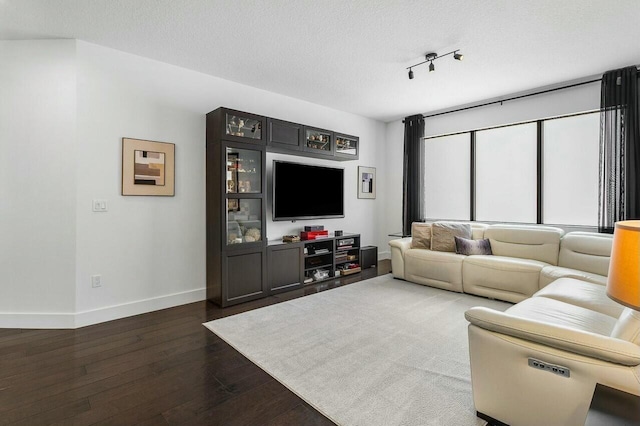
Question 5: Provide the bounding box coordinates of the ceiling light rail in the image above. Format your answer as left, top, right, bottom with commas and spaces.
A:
407, 49, 463, 79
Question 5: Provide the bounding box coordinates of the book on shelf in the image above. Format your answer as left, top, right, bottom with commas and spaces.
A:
314, 248, 330, 254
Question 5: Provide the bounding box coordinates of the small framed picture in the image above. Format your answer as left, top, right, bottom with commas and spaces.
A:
122, 138, 175, 196
358, 166, 376, 199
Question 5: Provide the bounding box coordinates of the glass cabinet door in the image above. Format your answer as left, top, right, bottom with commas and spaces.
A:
225, 112, 262, 140
226, 147, 261, 194
227, 198, 262, 245
335, 134, 359, 158
304, 128, 334, 155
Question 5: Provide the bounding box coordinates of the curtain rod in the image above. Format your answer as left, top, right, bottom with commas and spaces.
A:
403, 78, 601, 123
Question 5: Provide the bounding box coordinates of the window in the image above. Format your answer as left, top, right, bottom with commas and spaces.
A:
422, 111, 599, 227
543, 112, 599, 226
476, 123, 537, 223
424, 133, 470, 220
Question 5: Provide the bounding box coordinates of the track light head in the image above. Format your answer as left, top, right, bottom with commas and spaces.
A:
429, 62, 435, 72
454, 51, 464, 61
408, 68, 414, 79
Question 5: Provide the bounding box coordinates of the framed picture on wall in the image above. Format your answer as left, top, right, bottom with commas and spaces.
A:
358, 166, 376, 199
122, 138, 175, 196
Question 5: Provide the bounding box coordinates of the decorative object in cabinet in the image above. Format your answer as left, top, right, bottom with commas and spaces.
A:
303, 127, 334, 156
227, 198, 262, 245
226, 147, 260, 194
215, 108, 266, 145
335, 133, 359, 160
226, 113, 262, 139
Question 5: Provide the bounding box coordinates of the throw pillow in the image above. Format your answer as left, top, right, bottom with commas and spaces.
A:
455, 236, 493, 256
430, 222, 472, 252
411, 223, 431, 249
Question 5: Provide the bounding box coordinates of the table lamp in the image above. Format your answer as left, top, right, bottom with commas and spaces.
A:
606, 220, 640, 310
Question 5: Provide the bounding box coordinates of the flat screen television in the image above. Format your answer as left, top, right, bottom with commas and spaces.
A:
272, 160, 344, 221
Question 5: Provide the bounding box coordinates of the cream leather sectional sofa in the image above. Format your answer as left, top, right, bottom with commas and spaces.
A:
389, 222, 640, 425
389, 222, 611, 302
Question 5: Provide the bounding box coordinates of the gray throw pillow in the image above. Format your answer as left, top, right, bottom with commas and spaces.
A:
430, 222, 472, 252
455, 236, 493, 255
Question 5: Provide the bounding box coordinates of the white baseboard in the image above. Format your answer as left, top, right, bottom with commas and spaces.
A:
0, 288, 206, 329
74, 288, 206, 328
0, 312, 76, 329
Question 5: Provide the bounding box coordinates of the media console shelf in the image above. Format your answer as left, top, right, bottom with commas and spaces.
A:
335, 234, 361, 275
303, 238, 335, 283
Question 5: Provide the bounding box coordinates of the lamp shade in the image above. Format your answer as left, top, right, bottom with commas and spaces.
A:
606, 220, 640, 310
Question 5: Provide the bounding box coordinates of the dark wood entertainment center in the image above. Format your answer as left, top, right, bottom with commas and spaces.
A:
206, 106, 361, 307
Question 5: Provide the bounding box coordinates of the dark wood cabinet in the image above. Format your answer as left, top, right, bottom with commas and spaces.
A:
268, 118, 303, 152
267, 242, 304, 293
207, 105, 362, 307
207, 107, 267, 307
224, 248, 266, 302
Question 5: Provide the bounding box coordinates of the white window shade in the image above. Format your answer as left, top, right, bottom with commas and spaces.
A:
476, 123, 537, 223
543, 112, 599, 226
424, 133, 470, 220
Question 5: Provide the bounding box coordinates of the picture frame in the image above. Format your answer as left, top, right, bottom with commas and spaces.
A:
358, 166, 376, 199
122, 137, 175, 196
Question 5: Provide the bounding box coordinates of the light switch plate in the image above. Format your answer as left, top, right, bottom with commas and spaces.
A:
92, 199, 108, 212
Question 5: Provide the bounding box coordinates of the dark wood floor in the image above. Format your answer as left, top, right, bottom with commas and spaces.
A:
0, 260, 391, 425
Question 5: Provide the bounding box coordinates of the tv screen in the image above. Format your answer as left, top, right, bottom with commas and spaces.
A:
272, 160, 344, 221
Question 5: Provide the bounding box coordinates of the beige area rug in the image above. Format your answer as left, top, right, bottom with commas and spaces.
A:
203, 274, 511, 426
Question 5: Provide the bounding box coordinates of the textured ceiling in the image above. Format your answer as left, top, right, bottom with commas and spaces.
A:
2, 0, 639, 122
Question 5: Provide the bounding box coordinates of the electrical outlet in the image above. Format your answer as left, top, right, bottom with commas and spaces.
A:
91, 275, 102, 288
528, 358, 570, 377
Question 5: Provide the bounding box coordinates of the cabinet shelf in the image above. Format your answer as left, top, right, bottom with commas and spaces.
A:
304, 263, 332, 271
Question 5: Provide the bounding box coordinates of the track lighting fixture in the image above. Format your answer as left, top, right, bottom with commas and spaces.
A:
406, 49, 463, 79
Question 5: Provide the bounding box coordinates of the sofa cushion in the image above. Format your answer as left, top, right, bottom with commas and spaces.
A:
405, 249, 466, 293
558, 231, 612, 276
539, 265, 607, 288
430, 222, 472, 252
410, 222, 431, 249
484, 225, 563, 265
455, 237, 492, 255
533, 277, 624, 318
462, 256, 548, 303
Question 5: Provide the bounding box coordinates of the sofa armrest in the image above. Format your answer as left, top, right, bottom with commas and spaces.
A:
389, 237, 413, 253
389, 237, 413, 280
465, 306, 640, 366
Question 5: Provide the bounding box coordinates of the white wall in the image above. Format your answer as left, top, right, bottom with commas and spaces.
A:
1, 39, 388, 328
0, 40, 77, 327
383, 80, 601, 235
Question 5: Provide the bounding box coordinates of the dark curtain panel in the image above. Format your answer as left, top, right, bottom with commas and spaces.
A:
402, 114, 425, 236
599, 66, 640, 233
